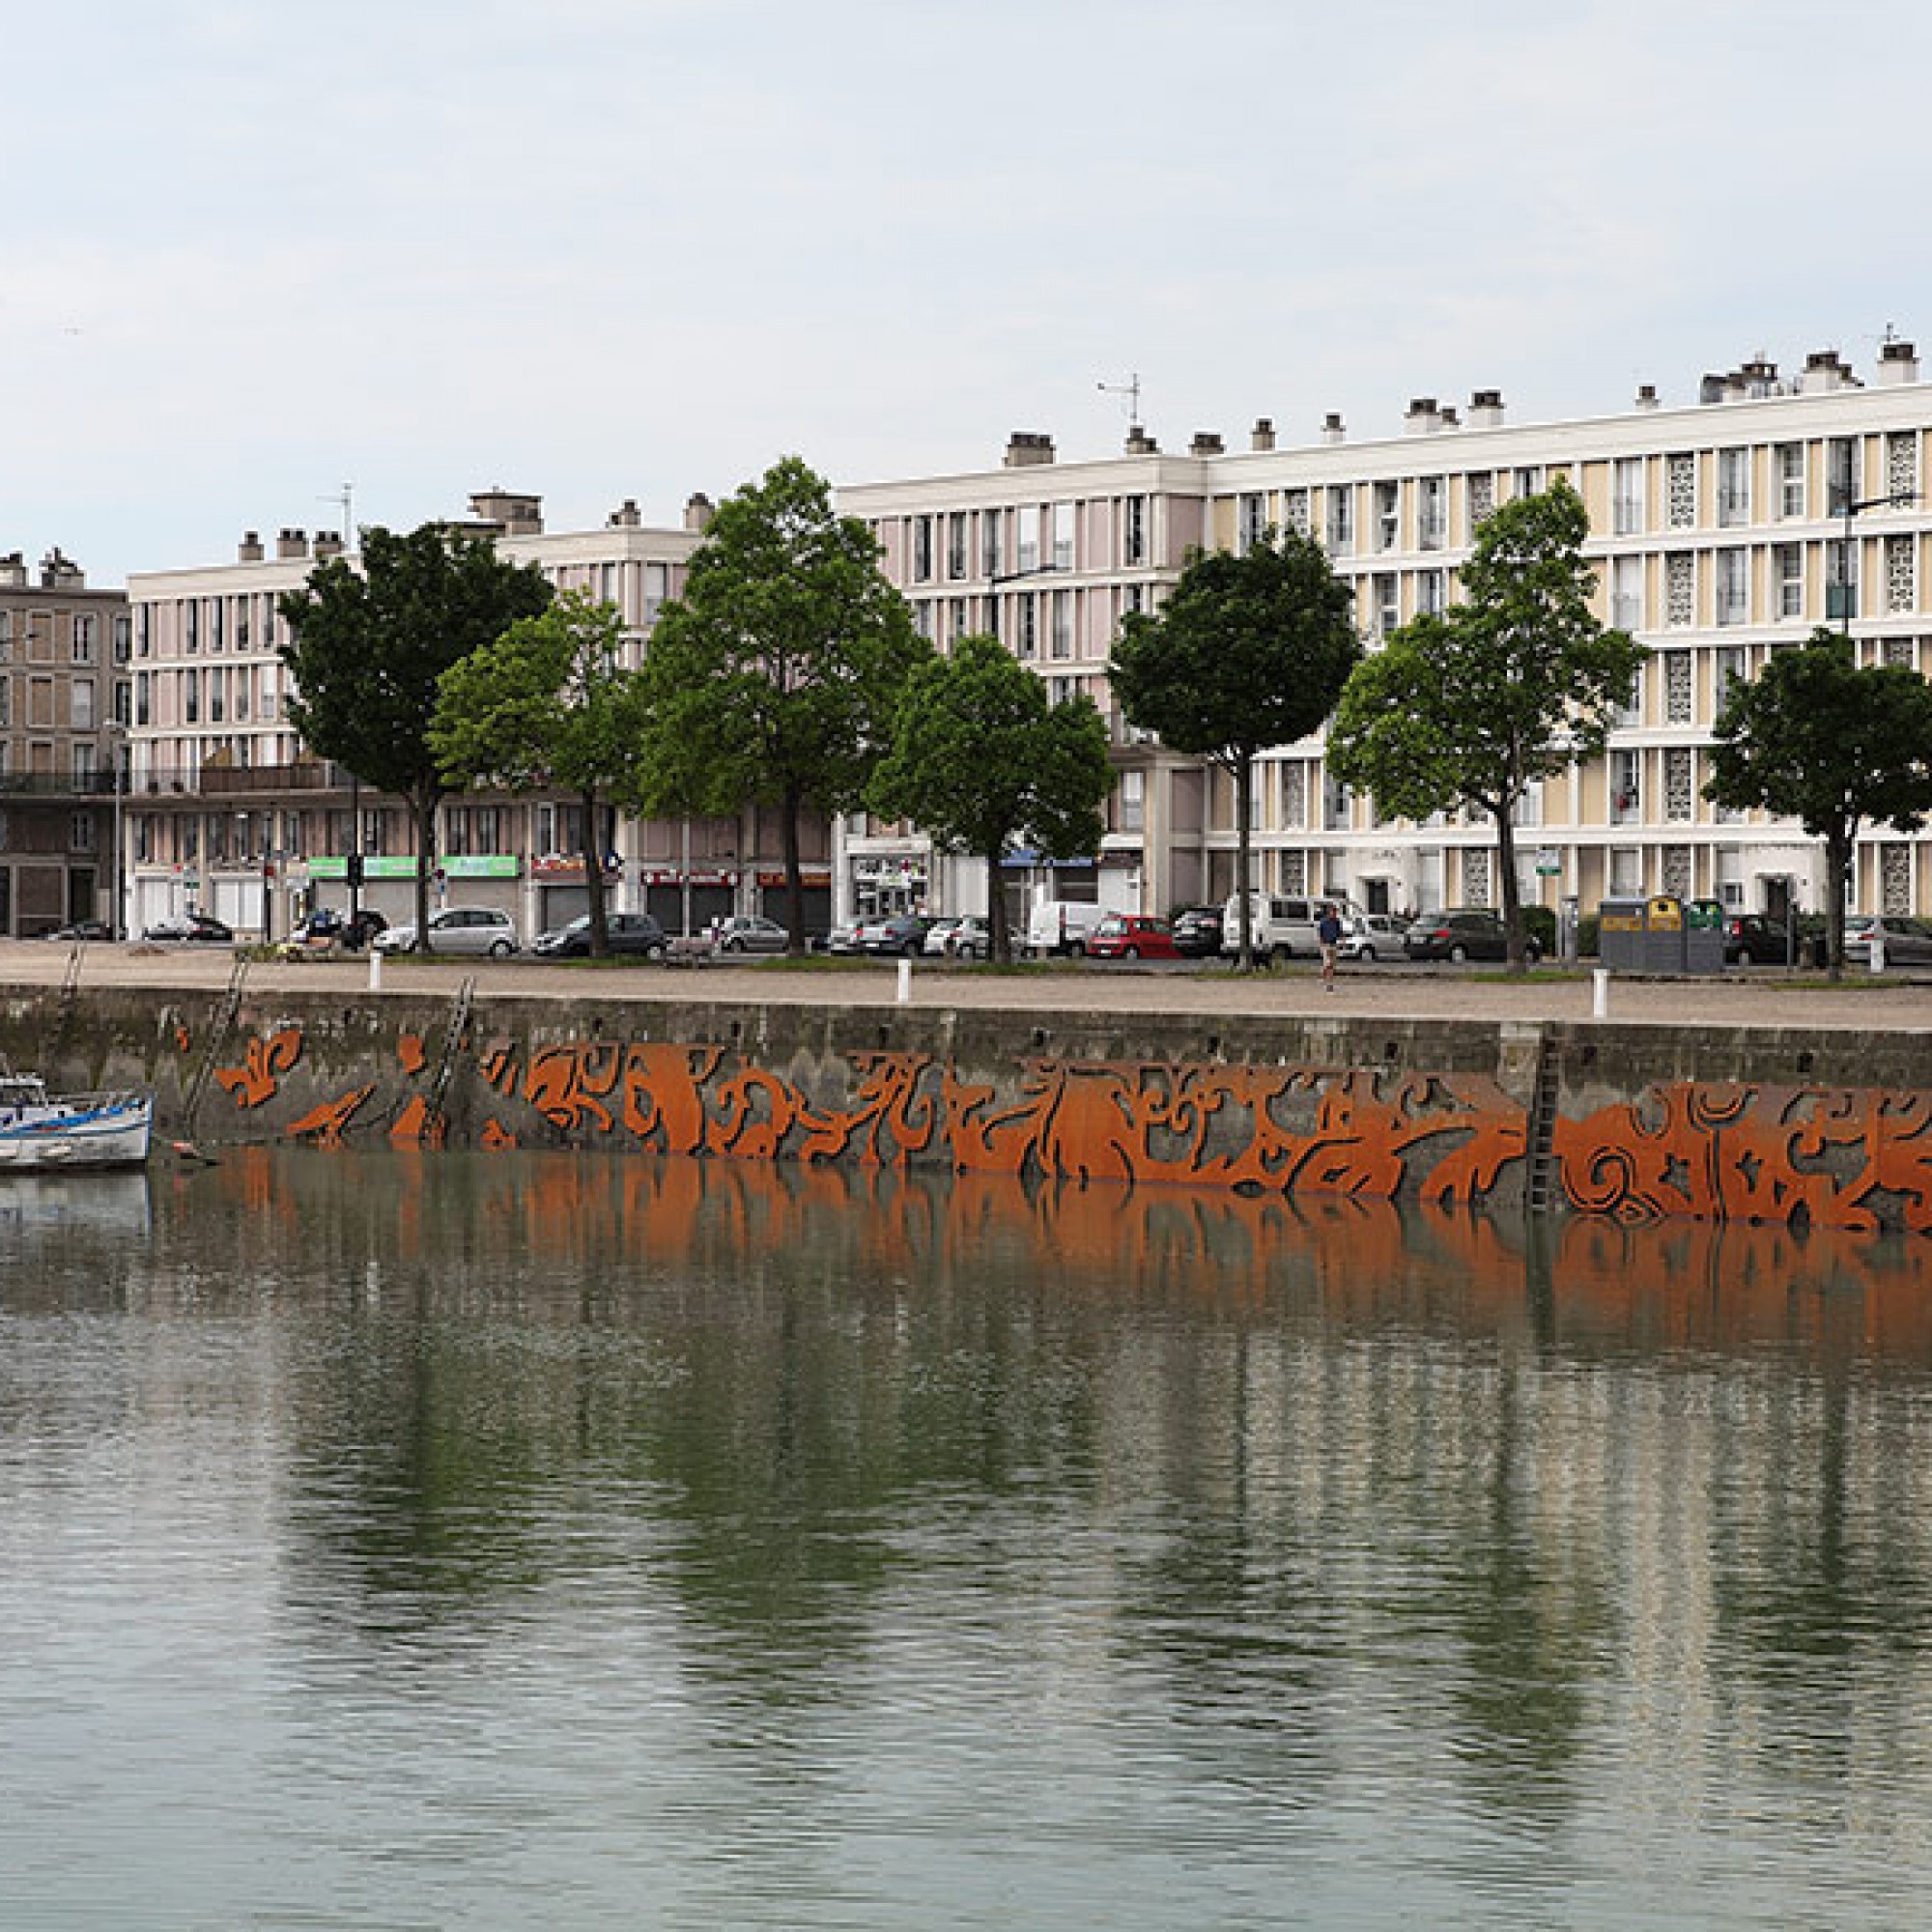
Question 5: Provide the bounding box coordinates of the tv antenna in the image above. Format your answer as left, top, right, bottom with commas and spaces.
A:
1097, 372, 1143, 429
320, 482, 355, 550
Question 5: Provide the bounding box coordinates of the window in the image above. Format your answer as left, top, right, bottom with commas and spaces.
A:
72, 678, 95, 729
981, 513, 1002, 579
1776, 543, 1804, 618
1611, 750, 1642, 822
71, 809, 97, 851
1238, 493, 1266, 554
1050, 590, 1072, 660
1122, 495, 1146, 566
184, 601, 199, 654
1716, 549, 1748, 626
911, 516, 934, 582
1416, 569, 1446, 616
1017, 506, 1040, 574
72, 613, 97, 664
1050, 504, 1073, 571
1514, 465, 1544, 499
1613, 458, 1646, 535
644, 563, 668, 624
1717, 448, 1750, 527
184, 669, 200, 724
1827, 437, 1858, 517
1418, 476, 1446, 551
947, 513, 969, 581
1119, 769, 1144, 834
1325, 485, 1354, 556
1374, 574, 1400, 638
1374, 480, 1399, 553
1611, 554, 1643, 631
1016, 592, 1037, 659
1777, 442, 1805, 520
1716, 646, 1748, 709
1827, 538, 1857, 623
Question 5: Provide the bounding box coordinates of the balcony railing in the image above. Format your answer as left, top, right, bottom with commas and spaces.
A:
133, 760, 360, 797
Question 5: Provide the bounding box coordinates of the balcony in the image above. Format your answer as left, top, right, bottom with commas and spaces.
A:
141, 760, 359, 798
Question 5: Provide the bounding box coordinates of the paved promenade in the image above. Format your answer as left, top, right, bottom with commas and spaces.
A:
2, 938, 1927, 1035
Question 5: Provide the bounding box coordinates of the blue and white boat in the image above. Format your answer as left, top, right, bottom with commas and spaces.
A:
0, 1072, 154, 1171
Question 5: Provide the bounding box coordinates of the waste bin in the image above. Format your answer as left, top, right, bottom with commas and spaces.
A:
1596, 895, 1723, 974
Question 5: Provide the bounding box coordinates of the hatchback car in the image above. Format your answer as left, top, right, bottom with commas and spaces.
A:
1403, 909, 1537, 964
942, 914, 991, 959
1087, 914, 1181, 960
1338, 912, 1410, 962
374, 905, 520, 957
860, 914, 932, 957
533, 911, 668, 960
1169, 905, 1225, 957
711, 914, 789, 954
1842, 915, 1932, 970
143, 912, 235, 945
1722, 913, 1795, 966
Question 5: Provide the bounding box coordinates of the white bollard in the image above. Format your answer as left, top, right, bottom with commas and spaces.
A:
1592, 967, 1608, 1019
369, 949, 383, 993
896, 956, 912, 1005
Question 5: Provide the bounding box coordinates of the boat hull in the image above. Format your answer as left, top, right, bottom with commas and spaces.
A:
0, 1095, 154, 1171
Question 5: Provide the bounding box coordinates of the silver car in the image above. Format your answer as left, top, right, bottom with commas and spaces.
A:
711, 914, 789, 955
373, 905, 520, 957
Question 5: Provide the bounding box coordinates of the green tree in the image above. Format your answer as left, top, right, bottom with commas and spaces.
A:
278, 525, 554, 951
430, 591, 644, 957
1705, 627, 1932, 980
869, 633, 1114, 965
1109, 529, 1358, 968
634, 457, 925, 954
1326, 482, 1642, 974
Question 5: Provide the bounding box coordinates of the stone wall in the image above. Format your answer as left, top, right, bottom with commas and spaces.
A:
6, 984, 1931, 1232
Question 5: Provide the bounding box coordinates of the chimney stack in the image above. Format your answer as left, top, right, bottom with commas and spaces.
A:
607, 498, 642, 527
684, 493, 715, 533
1878, 340, 1920, 386
1188, 430, 1225, 457
238, 530, 265, 563
1467, 388, 1505, 429
1124, 425, 1157, 454
276, 528, 310, 561
314, 530, 344, 558
1404, 396, 1443, 435
1801, 349, 1859, 394
0, 552, 25, 588
1321, 412, 1346, 445
1004, 431, 1057, 468
39, 546, 83, 589
1250, 417, 1276, 452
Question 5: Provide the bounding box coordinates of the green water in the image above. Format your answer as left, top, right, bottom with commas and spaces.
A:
2, 1151, 1929, 1929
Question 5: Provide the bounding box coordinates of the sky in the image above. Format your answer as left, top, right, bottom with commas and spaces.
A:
7, 0, 1930, 586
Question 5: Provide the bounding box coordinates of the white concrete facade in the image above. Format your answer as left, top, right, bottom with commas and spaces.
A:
842, 345, 1932, 930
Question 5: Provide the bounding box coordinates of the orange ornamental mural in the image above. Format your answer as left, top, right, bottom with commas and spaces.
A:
196, 1019, 1932, 1233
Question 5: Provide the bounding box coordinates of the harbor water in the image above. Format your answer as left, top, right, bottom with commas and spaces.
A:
2, 1150, 1930, 1929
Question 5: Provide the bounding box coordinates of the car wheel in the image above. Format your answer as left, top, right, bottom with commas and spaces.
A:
1448, 943, 1469, 963
645, 942, 667, 960
1360, 945, 1378, 962
489, 939, 513, 958
724, 937, 744, 953
1124, 945, 1141, 959
1738, 947, 1755, 966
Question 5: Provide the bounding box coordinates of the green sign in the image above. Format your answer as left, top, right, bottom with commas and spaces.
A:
308, 854, 521, 881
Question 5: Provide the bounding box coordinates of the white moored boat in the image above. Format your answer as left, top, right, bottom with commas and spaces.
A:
0, 1073, 155, 1171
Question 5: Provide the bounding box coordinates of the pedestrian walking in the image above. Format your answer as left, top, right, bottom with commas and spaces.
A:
1317, 903, 1344, 993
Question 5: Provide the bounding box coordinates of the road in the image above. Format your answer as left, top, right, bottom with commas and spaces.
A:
2, 938, 1928, 1035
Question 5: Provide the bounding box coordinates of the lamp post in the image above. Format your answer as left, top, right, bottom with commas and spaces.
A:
108, 724, 128, 939
1837, 489, 1918, 636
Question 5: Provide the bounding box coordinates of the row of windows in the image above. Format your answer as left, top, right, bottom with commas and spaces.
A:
0, 610, 130, 664
903, 497, 1153, 584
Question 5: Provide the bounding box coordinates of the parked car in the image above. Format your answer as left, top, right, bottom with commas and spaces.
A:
374, 905, 520, 957
711, 914, 789, 954
1842, 915, 1932, 970
43, 919, 115, 942
1087, 914, 1181, 960
944, 914, 991, 959
860, 913, 932, 957
1338, 912, 1410, 962
923, 917, 965, 956
143, 912, 235, 945
1403, 908, 1537, 964
1025, 900, 1110, 957
533, 911, 668, 960
823, 920, 866, 955
1169, 905, 1225, 957
1722, 913, 1795, 966
1220, 893, 1362, 963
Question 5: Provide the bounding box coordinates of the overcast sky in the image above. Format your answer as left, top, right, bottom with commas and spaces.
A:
7, 0, 1927, 585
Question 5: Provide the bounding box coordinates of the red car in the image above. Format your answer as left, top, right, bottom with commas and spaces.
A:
1086, 914, 1181, 960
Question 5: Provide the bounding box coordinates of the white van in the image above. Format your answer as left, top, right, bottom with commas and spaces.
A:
1219, 892, 1359, 963
1025, 899, 1111, 957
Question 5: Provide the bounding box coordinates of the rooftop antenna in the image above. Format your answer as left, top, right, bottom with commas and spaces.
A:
1097, 372, 1143, 431
320, 482, 355, 552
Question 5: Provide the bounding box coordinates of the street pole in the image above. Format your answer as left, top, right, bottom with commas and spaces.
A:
1838, 490, 1918, 637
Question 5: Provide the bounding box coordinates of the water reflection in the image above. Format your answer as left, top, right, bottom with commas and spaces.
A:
2, 1150, 1930, 1929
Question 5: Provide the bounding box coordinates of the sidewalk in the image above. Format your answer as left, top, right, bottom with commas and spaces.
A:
3, 939, 1927, 1035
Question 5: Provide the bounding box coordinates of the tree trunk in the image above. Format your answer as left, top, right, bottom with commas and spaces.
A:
987, 843, 1011, 964
1234, 756, 1256, 971
579, 787, 610, 957
412, 788, 440, 954
781, 781, 807, 955
1825, 828, 1851, 982
1494, 798, 1527, 975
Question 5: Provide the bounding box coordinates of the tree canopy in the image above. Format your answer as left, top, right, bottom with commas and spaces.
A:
868, 632, 1114, 964
1705, 627, 1932, 979
430, 591, 643, 956
633, 457, 926, 952
1325, 481, 1642, 972
278, 524, 554, 948
1108, 528, 1358, 967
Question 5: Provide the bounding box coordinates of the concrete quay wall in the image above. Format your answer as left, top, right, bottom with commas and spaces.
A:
6, 974, 1930, 1233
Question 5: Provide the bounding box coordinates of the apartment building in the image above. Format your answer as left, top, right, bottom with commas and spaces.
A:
122, 491, 837, 944
0, 548, 131, 936
842, 341, 1932, 929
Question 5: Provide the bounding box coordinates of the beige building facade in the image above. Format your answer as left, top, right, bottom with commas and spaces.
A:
842, 342, 1932, 931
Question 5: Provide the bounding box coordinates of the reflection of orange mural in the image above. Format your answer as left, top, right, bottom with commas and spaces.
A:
214, 1027, 301, 1108
286, 1085, 376, 1146
1555, 1082, 1932, 1234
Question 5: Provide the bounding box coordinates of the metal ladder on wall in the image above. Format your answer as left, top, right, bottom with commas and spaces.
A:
1522, 1029, 1561, 1216
183, 955, 250, 1132
419, 976, 476, 1143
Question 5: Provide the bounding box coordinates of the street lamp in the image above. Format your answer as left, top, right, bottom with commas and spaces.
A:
1836, 489, 1918, 635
